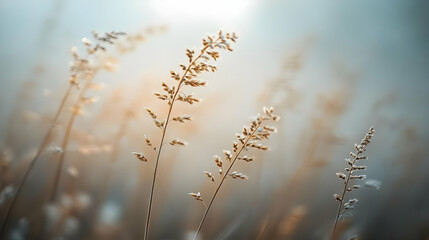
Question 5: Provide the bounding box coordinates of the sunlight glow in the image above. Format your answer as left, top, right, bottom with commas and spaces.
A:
150, 0, 253, 22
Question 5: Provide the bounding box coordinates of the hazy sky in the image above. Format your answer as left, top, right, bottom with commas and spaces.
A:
0, 0, 428, 137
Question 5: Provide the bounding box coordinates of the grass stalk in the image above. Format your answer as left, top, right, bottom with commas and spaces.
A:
190, 107, 279, 240
0, 84, 72, 239
193, 123, 260, 240
144, 39, 215, 240
330, 126, 375, 239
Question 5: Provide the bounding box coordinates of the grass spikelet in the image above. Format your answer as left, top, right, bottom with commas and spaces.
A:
132, 152, 148, 162
331, 126, 375, 239
190, 107, 279, 240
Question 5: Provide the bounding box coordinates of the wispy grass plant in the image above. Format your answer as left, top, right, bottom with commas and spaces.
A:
331, 126, 375, 239
134, 30, 238, 240
0, 31, 126, 239
189, 107, 279, 240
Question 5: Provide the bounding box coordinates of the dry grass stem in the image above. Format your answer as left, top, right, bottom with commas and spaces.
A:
190, 107, 279, 240
0, 86, 73, 238
331, 126, 375, 239
49, 31, 126, 204
0, 31, 127, 238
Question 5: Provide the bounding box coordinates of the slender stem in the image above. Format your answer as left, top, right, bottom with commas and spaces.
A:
201, 200, 208, 210
143, 43, 214, 240
49, 112, 76, 202
39, 71, 100, 239
0, 85, 73, 239
193, 124, 260, 240
49, 70, 98, 203
142, 92, 173, 240
330, 153, 358, 240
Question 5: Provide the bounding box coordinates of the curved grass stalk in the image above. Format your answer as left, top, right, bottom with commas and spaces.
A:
47, 31, 127, 203
0, 85, 72, 239
330, 126, 375, 239
0, 30, 112, 236
48, 73, 98, 202
193, 126, 259, 240
191, 107, 279, 240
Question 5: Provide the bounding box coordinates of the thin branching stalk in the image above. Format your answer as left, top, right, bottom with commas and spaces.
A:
0, 85, 72, 239
49, 106, 78, 202
331, 170, 354, 238
39, 76, 96, 238
331, 126, 375, 239
47, 31, 126, 203
34, 32, 126, 238
191, 107, 279, 240
144, 38, 214, 240
3, 30, 115, 236
48, 74, 97, 202
193, 125, 258, 240
139, 30, 238, 240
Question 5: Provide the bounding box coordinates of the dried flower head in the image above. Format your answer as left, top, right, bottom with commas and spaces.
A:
169, 138, 188, 146
132, 152, 148, 162
144, 135, 153, 147
213, 155, 222, 168
203, 171, 215, 183
188, 192, 203, 201
228, 171, 249, 180
69, 31, 126, 90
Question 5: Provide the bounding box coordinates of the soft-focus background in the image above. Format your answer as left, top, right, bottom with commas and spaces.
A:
0, 0, 428, 239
